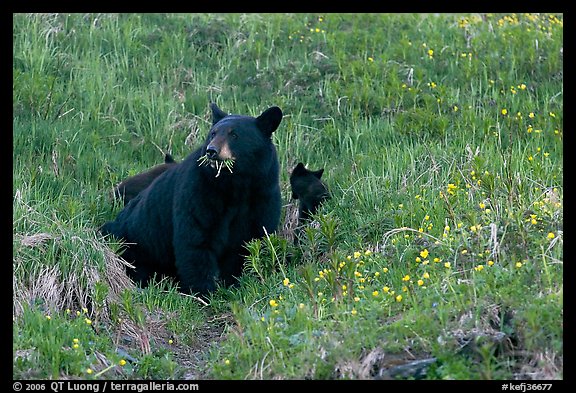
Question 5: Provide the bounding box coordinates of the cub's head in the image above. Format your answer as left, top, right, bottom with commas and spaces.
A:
198, 103, 283, 176
290, 162, 330, 216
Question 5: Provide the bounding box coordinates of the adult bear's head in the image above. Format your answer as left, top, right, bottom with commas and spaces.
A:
199, 103, 283, 177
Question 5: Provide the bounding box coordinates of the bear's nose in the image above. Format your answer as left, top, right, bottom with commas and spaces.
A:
206, 146, 218, 160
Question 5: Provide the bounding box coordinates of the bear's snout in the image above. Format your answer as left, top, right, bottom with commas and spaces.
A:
205, 142, 233, 162
206, 146, 219, 160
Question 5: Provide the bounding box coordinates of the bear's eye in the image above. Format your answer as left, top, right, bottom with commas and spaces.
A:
210, 131, 216, 138
230, 131, 238, 139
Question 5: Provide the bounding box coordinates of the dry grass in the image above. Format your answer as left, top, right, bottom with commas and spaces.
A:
335, 347, 436, 380
279, 201, 299, 244
516, 350, 562, 380
13, 231, 135, 322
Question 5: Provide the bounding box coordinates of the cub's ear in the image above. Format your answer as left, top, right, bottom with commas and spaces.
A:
164, 154, 176, 164
312, 168, 324, 179
210, 102, 228, 125
291, 162, 306, 176
256, 106, 283, 137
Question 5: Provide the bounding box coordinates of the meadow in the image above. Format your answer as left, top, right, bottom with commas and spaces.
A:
13, 13, 563, 380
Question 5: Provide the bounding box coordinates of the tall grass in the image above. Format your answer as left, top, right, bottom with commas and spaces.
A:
13, 13, 562, 380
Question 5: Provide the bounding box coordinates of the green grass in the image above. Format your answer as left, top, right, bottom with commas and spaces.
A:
13, 13, 562, 380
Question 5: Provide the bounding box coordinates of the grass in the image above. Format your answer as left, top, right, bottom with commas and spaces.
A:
13, 13, 562, 380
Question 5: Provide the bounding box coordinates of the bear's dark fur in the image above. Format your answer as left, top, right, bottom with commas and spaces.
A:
113, 154, 178, 206
290, 162, 330, 223
100, 103, 283, 295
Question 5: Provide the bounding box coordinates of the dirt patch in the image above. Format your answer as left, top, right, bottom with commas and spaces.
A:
173, 312, 233, 379
111, 307, 232, 379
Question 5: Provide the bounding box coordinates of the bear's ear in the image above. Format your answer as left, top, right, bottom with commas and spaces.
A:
256, 106, 283, 137
164, 154, 175, 164
291, 162, 306, 176
210, 102, 228, 125
312, 168, 324, 179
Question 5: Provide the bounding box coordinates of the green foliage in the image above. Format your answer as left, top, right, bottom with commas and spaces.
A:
13, 13, 562, 380
244, 232, 289, 282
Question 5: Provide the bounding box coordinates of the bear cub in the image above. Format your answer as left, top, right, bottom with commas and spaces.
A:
101, 103, 283, 295
113, 153, 179, 206
290, 162, 330, 224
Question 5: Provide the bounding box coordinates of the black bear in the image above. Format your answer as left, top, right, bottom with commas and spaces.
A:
101, 103, 283, 295
113, 154, 179, 206
290, 162, 330, 224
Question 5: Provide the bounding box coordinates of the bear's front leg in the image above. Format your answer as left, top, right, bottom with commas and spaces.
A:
172, 238, 220, 295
